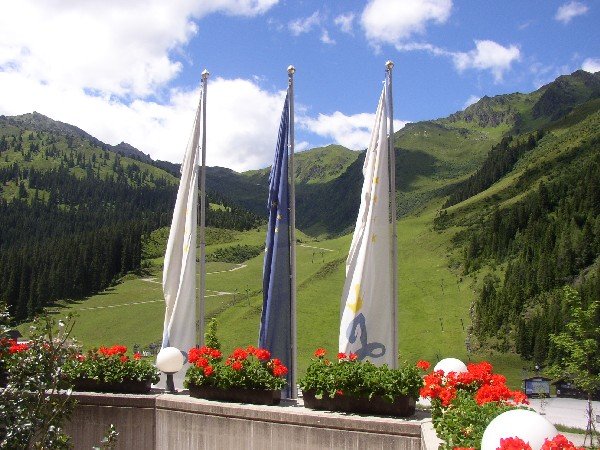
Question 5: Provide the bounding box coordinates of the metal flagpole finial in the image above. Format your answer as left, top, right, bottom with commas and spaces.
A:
385, 60, 394, 71
201, 69, 210, 80
287, 65, 296, 75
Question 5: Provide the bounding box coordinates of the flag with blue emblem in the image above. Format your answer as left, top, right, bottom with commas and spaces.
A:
259, 93, 292, 397
339, 83, 395, 367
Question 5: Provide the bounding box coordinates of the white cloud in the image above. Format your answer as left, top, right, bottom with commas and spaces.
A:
396, 40, 520, 82
529, 62, 572, 88
0, 0, 286, 172
453, 40, 521, 82
463, 95, 481, 109
582, 57, 600, 73
334, 13, 355, 34
301, 111, 407, 151
0, 1, 278, 99
0, 73, 287, 172
288, 11, 321, 36
296, 141, 310, 152
555, 1, 589, 24
361, 0, 452, 46
320, 30, 336, 45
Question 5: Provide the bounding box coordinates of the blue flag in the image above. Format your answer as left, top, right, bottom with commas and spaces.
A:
259, 93, 292, 397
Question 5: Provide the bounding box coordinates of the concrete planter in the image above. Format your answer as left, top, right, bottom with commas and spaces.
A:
73, 378, 152, 394
189, 385, 281, 405
302, 390, 416, 417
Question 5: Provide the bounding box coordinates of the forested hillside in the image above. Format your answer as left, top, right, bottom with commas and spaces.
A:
436, 94, 600, 366
204, 71, 600, 237
0, 114, 261, 321
2, 69, 599, 373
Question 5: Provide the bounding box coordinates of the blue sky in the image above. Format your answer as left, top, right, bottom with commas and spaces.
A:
0, 1, 598, 171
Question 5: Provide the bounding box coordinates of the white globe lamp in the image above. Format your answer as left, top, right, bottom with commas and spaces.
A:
433, 358, 467, 375
481, 409, 558, 450
156, 347, 185, 393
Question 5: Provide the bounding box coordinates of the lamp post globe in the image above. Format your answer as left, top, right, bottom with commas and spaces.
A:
433, 358, 468, 375
156, 347, 185, 393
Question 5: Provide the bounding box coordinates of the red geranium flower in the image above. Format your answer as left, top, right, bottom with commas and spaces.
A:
255, 348, 271, 361
210, 349, 222, 359
188, 347, 201, 363
120, 355, 129, 363
232, 348, 248, 361
195, 357, 209, 368
498, 437, 532, 450
417, 360, 431, 371
438, 386, 457, 407
134, 352, 142, 360
203, 366, 214, 377
335, 389, 344, 396
232, 361, 243, 371
541, 434, 583, 450
349, 353, 358, 361
9, 342, 29, 353
272, 364, 288, 377
314, 348, 326, 358
511, 390, 529, 405
198, 346, 210, 355
337, 352, 346, 360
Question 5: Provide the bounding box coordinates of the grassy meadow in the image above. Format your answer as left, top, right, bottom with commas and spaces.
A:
18, 201, 528, 388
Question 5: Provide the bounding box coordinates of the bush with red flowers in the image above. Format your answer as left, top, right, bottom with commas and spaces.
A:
184, 345, 287, 391
1, 310, 79, 448
495, 434, 584, 450
298, 348, 424, 402
0, 337, 29, 380
498, 437, 532, 450
540, 434, 584, 450
420, 361, 529, 449
62, 344, 159, 384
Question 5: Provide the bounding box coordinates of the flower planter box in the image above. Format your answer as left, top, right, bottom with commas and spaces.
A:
189, 385, 281, 405
73, 378, 152, 394
302, 390, 415, 417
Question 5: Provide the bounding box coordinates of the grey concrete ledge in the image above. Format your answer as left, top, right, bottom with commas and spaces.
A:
156, 393, 426, 437
66, 390, 432, 449
420, 418, 442, 450
70, 389, 161, 408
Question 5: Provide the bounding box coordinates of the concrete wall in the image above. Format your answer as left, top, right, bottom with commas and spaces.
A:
65, 392, 156, 449
65, 391, 427, 449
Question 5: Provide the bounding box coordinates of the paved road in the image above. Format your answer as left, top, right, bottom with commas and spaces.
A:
528, 397, 600, 430
528, 397, 600, 445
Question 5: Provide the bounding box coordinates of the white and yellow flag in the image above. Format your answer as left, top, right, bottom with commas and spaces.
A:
339, 84, 395, 367
160, 93, 203, 388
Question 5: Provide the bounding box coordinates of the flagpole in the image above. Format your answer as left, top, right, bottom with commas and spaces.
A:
198, 69, 209, 347
287, 65, 297, 399
386, 60, 398, 369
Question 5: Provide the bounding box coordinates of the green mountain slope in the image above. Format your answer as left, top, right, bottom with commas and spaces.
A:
434, 94, 600, 368
0, 114, 261, 321
6, 70, 600, 388
204, 71, 599, 238
245, 144, 360, 184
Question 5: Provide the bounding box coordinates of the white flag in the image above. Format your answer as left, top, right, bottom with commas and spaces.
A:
159, 93, 203, 388
339, 84, 395, 367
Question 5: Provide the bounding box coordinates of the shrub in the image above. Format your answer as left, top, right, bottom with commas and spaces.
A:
184, 345, 287, 391
63, 345, 159, 384
1, 310, 78, 449
420, 361, 529, 449
298, 348, 424, 402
